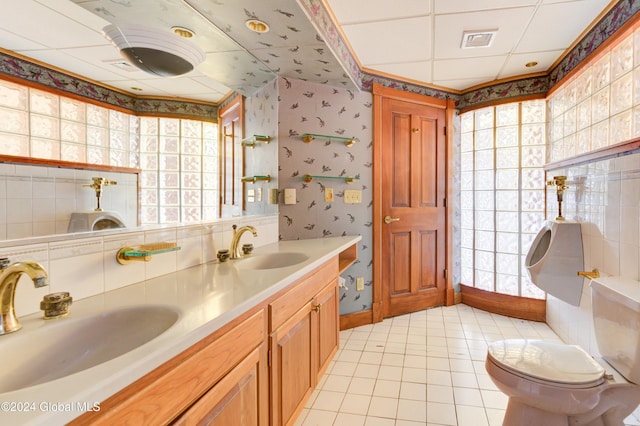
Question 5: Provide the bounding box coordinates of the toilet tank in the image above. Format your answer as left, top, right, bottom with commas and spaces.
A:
591, 277, 640, 384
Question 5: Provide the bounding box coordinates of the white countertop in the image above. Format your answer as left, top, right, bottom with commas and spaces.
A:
0, 235, 361, 425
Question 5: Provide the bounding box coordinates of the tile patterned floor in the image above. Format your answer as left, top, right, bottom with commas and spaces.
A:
294, 304, 640, 426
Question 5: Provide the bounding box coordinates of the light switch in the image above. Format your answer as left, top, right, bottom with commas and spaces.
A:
325, 188, 334, 203
284, 188, 296, 205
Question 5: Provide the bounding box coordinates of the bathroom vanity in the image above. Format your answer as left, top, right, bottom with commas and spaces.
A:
0, 236, 359, 426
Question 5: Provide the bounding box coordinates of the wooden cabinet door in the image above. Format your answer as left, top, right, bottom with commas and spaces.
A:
270, 301, 315, 426
173, 344, 267, 426
315, 279, 339, 381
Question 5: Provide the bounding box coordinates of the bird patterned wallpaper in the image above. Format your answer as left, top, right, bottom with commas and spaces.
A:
276, 77, 373, 315
244, 79, 279, 216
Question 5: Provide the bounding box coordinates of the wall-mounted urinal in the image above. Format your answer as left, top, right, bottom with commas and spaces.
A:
525, 220, 584, 306
67, 211, 126, 233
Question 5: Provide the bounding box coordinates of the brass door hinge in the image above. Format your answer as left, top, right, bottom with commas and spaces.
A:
268, 350, 272, 367
444, 269, 448, 279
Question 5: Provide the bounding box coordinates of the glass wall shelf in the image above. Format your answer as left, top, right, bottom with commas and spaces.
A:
241, 175, 271, 183
302, 174, 358, 184
116, 242, 180, 264
301, 133, 358, 147
241, 134, 271, 148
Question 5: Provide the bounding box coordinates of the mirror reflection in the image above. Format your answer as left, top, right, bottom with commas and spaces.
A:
0, 78, 220, 241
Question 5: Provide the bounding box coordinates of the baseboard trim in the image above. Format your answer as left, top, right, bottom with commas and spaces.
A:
460, 284, 546, 322
340, 310, 373, 330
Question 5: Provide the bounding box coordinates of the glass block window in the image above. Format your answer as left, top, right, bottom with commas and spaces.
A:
139, 117, 218, 225
548, 25, 640, 161
460, 100, 546, 299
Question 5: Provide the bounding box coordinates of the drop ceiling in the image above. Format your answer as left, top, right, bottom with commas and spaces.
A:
0, 0, 615, 104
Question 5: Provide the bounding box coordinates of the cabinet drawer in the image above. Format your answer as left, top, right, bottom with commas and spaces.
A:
269, 257, 338, 332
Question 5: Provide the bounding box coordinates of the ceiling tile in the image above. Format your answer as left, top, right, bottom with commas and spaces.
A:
434, 0, 538, 14
432, 77, 494, 91
514, 0, 613, 53
367, 61, 432, 84
342, 16, 431, 65
434, 7, 536, 59
326, 0, 430, 24
434, 56, 508, 80
499, 50, 565, 78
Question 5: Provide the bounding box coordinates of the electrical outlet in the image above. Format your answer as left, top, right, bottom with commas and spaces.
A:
356, 277, 365, 291
344, 189, 362, 204
325, 187, 334, 202
256, 188, 262, 202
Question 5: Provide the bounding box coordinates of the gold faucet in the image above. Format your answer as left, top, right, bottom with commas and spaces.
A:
229, 225, 258, 259
547, 175, 569, 220
578, 268, 600, 280
0, 258, 48, 335
84, 177, 117, 212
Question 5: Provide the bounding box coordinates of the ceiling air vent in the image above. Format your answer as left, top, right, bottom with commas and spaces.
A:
103, 24, 205, 77
461, 29, 498, 49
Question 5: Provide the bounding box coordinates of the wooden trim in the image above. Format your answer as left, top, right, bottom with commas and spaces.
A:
371, 84, 384, 324
372, 83, 448, 108
445, 98, 456, 307
339, 310, 372, 330
459, 284, 546, 322
545, 137, 640, 171
0, 154, 140, 174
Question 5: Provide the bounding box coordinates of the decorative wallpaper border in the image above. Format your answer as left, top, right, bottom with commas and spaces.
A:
0, 51, 217, 120
1, 0, 637, 115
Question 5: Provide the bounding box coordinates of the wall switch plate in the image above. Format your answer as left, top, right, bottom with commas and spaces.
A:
256, 188, 262, 202
356, 277, 365, 291
325, 187, 334, 203
344, 189, 362, 204
284, 188, 296, 205
247, 189, 255, 203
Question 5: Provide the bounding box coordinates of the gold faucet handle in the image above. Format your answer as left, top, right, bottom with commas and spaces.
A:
40, 292, 72, 319
577, 268, 600, 280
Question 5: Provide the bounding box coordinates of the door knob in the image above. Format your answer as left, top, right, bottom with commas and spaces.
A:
384, 216, 400, 224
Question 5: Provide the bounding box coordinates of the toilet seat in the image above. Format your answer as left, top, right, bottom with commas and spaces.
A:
487, 339, 605, 388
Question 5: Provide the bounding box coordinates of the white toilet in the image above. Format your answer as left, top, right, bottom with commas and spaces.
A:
486, 276, 640, 425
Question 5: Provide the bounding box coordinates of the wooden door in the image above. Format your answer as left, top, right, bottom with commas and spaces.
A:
270, 301, 315, 426
314, 280, 339, 381
377, 90, 448, 318
218, 94, 244, 217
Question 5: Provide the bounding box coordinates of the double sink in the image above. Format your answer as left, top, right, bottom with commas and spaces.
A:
0, 251, 309, 395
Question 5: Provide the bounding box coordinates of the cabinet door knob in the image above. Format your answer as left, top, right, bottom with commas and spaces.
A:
312, 304, 322, 312
384, 216, 400, 224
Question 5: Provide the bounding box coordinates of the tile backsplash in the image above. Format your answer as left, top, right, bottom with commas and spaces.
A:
544, 150, 640, 357
5, 214, 278, 318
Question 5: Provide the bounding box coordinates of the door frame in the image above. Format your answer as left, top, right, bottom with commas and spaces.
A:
372, 83, 456, 322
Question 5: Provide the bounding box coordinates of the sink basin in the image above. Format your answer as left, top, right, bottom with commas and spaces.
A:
0, 305, 179, 394
236, 252, 309, 270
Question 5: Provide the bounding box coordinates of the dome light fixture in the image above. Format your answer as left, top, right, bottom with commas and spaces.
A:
525, 61, 539, 68
103, 24, 205, 77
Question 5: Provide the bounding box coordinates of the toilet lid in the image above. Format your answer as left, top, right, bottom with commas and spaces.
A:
487, 339, 605, 386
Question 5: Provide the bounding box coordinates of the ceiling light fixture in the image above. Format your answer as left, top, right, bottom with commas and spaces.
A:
171, 26, 196, 39
525, 61, 539, 68
103, 24, 205, 77
461, 29, 498, 49
246, 19, 269, 33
